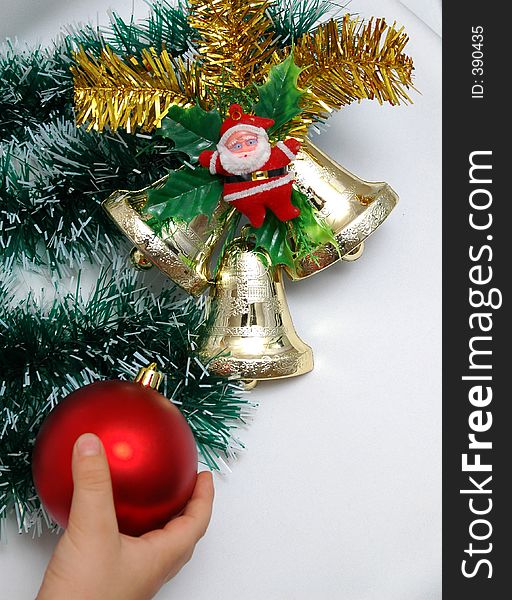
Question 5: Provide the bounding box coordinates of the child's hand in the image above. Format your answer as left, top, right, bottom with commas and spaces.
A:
37, 433, 214, 600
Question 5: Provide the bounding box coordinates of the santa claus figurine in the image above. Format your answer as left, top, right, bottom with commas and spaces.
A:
199, 103, 301, 228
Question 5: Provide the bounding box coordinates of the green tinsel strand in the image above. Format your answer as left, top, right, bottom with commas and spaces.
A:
1, 149, 40, 270
1, 119, 182, 270
60, 2, 192, 64
104, 0, 193, 57
0, 42, 73, 140
267, 0, 344, 45
0, 263, 253, 535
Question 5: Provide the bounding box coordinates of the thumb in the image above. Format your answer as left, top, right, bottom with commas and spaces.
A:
67, 433, 118, 537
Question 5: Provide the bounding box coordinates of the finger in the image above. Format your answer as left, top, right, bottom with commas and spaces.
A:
161, 471, 214, 543
145, 472, 214, 549
67, 433, 118, 538
139, 473, 214, 582
180, 471, 214, 537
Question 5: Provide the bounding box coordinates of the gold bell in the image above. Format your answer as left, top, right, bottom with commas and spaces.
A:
103, 175, 234, 296
199, 238, 313, 381
288, 139, 399, 279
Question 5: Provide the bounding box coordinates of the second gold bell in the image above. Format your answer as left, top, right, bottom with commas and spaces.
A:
199, 238, 313, 381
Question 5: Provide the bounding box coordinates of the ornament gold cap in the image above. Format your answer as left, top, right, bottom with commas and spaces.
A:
134, 362, 163, 390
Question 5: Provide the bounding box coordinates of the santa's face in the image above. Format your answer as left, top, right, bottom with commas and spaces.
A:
217, 125, 271, 175
225, 130, 259, 156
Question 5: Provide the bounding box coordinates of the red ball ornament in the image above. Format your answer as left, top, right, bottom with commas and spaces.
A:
32, 365, 198, 536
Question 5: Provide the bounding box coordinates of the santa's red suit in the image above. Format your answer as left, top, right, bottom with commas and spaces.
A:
199, 104, 301, 228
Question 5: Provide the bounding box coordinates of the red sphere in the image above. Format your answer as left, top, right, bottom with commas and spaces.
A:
32, 380, 198, 536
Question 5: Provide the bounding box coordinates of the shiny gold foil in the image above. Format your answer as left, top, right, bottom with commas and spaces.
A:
288, 139, 399, 279
102, 176, 234, 296
200, 239, 313, 380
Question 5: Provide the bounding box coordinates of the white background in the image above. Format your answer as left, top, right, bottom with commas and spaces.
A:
0, 1, 442, 598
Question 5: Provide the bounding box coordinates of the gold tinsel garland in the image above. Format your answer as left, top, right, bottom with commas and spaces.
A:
294, 17, 414, 109
188, 0, 277, 91
72, 47, 200, 132
287, 16, 414, 135
72, 1, 415, 134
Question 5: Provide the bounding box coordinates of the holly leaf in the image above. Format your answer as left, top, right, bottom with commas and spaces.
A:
253, 55, 305, 133
145, 167, 223, 224
158, 105, 222, 163
247, 214, 295, 269
247, 188, 338, 269
290, 188, 338, 251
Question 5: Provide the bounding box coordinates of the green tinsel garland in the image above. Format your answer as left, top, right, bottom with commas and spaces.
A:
0, 264, 253, 535
1, 120, 181, 270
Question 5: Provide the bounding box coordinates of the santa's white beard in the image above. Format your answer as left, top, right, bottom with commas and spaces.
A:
217, 134, 271, 175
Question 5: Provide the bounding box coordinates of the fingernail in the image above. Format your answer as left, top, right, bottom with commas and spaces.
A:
76, 433, 101, 457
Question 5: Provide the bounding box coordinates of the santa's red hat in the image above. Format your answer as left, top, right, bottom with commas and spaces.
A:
219, 104, 274, 138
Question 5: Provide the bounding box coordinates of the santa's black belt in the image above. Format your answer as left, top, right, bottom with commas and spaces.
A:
224, 167, 288, 183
